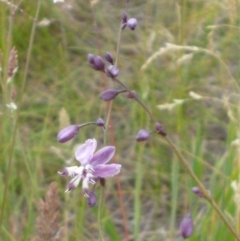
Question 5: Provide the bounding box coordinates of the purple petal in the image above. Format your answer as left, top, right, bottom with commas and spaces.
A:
93, 164, 121, 177
90, 146, 115, 166
75, 139, 97, 165
65, 175, 81, 192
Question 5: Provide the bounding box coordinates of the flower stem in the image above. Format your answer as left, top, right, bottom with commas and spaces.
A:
98, 186, 105, 241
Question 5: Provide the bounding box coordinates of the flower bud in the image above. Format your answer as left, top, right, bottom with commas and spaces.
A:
106, 65, 119, 78
57, 125, 79, 143
105, 52, 114, 64
95, 118, 105, 129
121, 12, 128, 24
126, 90, 138, 99
136, 129, 150, 142
192, 186, 210, 198
93, 55, 105, 71
127, 18, 137, 30
155, 122, 167, 136
88, 191, 97, 207
180, 213, 194, 239
100, 89, 120, 101
88, 54, 105, 71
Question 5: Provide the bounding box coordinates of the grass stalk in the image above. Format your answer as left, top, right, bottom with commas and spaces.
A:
0, 0, 42, 233
133, 143, 144, 241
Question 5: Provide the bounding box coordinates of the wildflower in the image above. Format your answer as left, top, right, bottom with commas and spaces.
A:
180, 213, 194, 239
127, 18, 137, 30
136, 129, 150, 142
88, 191, 97, 207
58, 139, 121, 196
57, 125, 80, 143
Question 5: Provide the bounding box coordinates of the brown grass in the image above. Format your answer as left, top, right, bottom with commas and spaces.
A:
35, 182, 65, 241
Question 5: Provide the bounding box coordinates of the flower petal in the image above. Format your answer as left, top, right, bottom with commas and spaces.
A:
58, 166, 78, 177
90, 146, 115, 166
75, 139, 97, 165
93, 164, 121, 177
65, 175, 81, 192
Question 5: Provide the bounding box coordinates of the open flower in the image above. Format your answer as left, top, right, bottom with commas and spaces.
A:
58, 139, 121, 196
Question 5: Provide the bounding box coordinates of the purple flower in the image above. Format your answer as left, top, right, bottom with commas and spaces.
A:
180, 213, 194, 239
57, 125, 80, 143
127, 18, 137, 30
58, 139, 121, 196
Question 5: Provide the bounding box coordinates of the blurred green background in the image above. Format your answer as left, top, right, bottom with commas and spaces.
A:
1, 0, 240, 240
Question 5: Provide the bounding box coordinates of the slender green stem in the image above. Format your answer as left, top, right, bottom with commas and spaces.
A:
98, 186, 105, 241
0, 0, 42, 232
114, 78, 156, 122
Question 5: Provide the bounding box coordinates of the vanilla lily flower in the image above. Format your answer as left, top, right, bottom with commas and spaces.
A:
58, 139, 121, 196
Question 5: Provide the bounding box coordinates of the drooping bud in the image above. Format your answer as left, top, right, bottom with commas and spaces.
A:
105, 52, 114, 64
100, 89, 121, 101
191, 186, 210, 198
57, 124, 79, 143
126, 90, 138, 99
179, 213, 194, 239
88, 191, 97, 207
136, 129, 150, 142
96, 118, 105, 129
155, 122, 167, 136
93, 55, 105, 71
106, 65, 119, 78
127, 18, 137, 30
